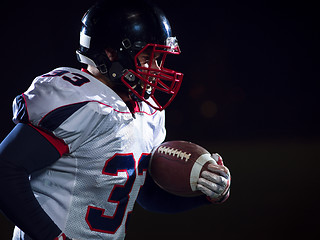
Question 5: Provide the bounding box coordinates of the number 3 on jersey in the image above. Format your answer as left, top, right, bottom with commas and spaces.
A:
85, 153, 149, 234
42, 69, 90, 86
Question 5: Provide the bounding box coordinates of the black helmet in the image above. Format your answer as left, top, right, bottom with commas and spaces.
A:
76, 0, 183, 110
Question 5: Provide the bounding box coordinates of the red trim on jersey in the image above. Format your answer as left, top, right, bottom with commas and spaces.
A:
54, 232, 68, 240
28, 124, 69, 157
21, 93, 30, 122
95, 100, 156, 115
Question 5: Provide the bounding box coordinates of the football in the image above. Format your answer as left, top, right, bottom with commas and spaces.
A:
149, 140, 217, 197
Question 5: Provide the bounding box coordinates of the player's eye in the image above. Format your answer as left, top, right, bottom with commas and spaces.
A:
142, 57, 150, 64
138, 55, 149, 65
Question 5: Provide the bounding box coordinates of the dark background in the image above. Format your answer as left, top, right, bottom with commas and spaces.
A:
1, 0, 319, 239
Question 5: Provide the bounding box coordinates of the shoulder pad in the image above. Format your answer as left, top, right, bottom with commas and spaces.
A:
21, 67, 130, 127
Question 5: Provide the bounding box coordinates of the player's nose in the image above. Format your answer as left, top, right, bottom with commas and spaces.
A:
149, 58, 161, 75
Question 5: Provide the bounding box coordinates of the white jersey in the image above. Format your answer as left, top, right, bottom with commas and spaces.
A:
12, 67, 166, 240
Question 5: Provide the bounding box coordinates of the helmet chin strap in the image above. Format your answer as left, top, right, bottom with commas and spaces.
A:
77, 46, 152, 103
97, 48, 138, 84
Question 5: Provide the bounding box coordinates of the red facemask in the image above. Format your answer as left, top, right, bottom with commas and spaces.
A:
121, 38, 183, 111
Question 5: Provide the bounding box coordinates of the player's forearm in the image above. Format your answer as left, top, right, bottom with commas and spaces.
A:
0, 124, 63, 239
137, 172, 210, 213
0, 160, 61, 240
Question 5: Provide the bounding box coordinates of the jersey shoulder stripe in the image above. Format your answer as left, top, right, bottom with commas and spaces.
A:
13, 94, 89, 133
39, 102, 89, 132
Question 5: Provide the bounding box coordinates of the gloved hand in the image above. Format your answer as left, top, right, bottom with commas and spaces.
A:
197, 153, 231, 203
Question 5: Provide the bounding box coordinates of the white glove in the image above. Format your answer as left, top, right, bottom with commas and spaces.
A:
197, 153, 231, 202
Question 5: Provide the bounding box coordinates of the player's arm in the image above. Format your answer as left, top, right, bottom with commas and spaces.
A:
137, 153, 230, 212
0, 123, 68, 240
137, 171, 210, 213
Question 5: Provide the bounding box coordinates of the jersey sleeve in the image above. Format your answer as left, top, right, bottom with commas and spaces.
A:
12, 94, 70, 156
12, 68, 113, 154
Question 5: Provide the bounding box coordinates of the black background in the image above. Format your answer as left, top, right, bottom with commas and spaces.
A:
1, 0, 319, 239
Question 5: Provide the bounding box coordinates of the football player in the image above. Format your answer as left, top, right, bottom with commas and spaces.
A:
0, 1, 230, 239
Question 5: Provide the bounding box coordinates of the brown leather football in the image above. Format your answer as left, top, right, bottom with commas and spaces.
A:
149, 141, 216, 197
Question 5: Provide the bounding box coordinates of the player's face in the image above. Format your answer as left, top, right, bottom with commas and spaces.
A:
137, 49, 161, 71
136, 48, 161, 92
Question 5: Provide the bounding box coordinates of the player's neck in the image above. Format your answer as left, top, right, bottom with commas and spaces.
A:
86, 65, 109, 86
86, 65, 131, 103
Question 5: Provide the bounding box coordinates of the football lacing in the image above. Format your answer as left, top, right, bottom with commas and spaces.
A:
157, 146, 191, 162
